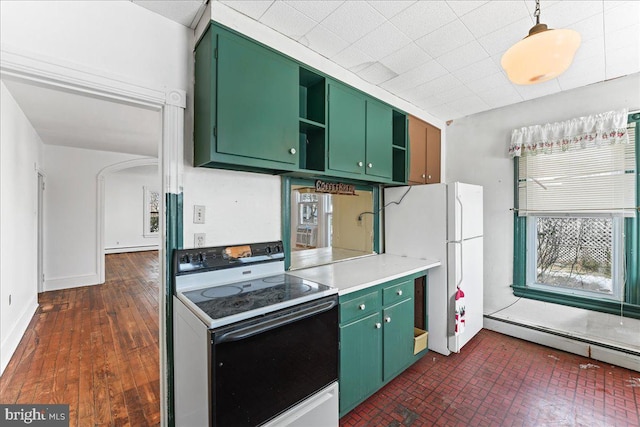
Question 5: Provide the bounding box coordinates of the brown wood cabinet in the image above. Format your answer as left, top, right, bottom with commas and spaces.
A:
408, 115, 441, 185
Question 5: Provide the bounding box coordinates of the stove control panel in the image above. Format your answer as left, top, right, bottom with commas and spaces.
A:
175, 241, 285, 274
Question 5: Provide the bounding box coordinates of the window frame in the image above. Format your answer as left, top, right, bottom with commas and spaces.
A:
512, 113, 640, 319
281, 176, 380, 271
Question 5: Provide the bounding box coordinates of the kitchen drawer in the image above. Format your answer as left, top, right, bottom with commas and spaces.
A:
382, 280, 413, 306
340, 290, 380, 324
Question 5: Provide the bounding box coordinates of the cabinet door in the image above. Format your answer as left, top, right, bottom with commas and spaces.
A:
217, 33, 298, 165
339, 312, 382, 414
425, 123, 441, 184
408, 116, 427, 184
328, 83, 366, 175
365, 100, 393, 179
383, 298, 414, 381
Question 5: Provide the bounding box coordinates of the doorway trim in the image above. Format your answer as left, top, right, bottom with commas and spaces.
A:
1, 45, 185, 427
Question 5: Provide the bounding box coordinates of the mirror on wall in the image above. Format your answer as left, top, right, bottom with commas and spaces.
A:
289, 183, 375, 270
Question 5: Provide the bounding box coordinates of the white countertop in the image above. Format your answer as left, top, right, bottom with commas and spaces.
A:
287, 253, 441, 295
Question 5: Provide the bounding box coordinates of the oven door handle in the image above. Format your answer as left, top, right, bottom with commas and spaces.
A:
215, 299, 337, 344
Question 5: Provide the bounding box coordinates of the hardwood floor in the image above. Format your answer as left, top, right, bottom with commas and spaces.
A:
0, 251, 160, 427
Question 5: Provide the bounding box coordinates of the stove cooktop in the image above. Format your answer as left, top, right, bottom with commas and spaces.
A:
179, 273, 335, 327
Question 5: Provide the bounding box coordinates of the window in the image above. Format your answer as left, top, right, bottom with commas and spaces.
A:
513, 111, 640, 318
144, 186, 160, 237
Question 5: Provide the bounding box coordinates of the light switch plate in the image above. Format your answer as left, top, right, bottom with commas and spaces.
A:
194, 205, 205, 224
194, 233, 206, 248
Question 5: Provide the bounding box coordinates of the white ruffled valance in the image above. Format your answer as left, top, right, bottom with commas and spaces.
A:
509, 109, 629, 157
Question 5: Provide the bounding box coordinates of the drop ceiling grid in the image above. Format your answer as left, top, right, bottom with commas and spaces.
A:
214, 0, 639, 121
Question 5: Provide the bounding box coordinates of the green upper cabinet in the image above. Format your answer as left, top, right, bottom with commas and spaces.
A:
365, 100, 393, 180
194, 22, 408, 184
327, 81, 395, 182
327, 82, 366, 175
194, 24, 299, 170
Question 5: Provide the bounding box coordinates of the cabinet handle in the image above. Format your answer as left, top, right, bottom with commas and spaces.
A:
367, 163, 373, 168
289, 148, 296, 155
421, 174, 426, 179
428, 175, 432, 179
358, 304, 366, 310
384, 316, 391, 323
375, 323, 382, 329
397, 290, 403, 296
357, 161, 363, 167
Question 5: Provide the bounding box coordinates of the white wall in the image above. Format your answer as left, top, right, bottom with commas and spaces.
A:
104, 165, 160, 253
42, 145, 149, 291
0, 81, 43, 374
0, 0, 190, 91
182, 169, 281, 248
445, 73, 640, 356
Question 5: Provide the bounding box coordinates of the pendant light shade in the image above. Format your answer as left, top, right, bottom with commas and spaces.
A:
501, 1, 581, 85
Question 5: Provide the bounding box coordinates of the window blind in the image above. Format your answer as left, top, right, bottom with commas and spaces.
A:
518, 121, 636, 217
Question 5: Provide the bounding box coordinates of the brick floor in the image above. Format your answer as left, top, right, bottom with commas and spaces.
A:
339, 329, 640, 427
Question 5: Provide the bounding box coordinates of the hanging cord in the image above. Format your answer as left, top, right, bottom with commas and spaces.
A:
486, 296, 522, 317
357, 186, 412, 221
534, 0, 541, 25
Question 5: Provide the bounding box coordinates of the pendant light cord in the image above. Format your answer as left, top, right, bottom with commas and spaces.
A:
534, 0, 541, 25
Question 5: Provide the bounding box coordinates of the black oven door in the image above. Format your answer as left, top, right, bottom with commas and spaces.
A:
210, 295, 338, 427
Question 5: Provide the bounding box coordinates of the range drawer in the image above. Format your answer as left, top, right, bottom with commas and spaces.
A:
340, 290, 380, 324
382, 280, 413, 306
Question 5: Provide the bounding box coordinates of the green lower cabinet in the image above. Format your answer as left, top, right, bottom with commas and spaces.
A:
338, 275, 421, 416
339, 311, 383, 414
382, 298, 414, 381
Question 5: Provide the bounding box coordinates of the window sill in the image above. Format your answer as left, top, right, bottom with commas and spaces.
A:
512, 285, 640, 320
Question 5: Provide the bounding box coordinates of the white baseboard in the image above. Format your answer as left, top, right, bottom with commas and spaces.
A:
484, 316, 640, 371
104, 245, 159, 254
0, 295, 38, 375
44, 273, 101, 292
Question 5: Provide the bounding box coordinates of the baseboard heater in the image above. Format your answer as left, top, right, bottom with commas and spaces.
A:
484, 314, 640, 358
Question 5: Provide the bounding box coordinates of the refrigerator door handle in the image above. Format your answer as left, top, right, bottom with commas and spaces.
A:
453, 241, 463, 289
455, 191, 464, 241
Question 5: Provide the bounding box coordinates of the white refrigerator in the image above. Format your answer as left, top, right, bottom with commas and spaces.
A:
384, 182, 483, 355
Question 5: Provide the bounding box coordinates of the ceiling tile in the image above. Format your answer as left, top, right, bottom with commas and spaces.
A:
436, 40, 489, 72
557, 55, 606, 91
514, 79, 562, 101
452, 57, 502, 84
446, 1, 489, 18
404, 93, 447, 109
475, 84, 523, 109
408, 74, 463, 100
353, 21, 412, 60
415, 19, 475, 59
357, 62, 399, 85
260, 2, 318, 40
285, 1, 344, 22
367, 0, 416, 19
568, 13, 604, 42
380, 60, 448, 94
540, 1, 603, 29
604, 1, 640, 32
299, 25, 350, 58
320, 2, 386, 43
459, 1, 531, 38
606, 44, 640, 79
477, 17, 534, 56
465, 71, 512, 93
390, 1, 457, 40
437, 84, 473, 102
605, 23, 640, 51
571, 36, 604, 63
380, 43, 432, 75
331, 45, 375, 73
429, 104, 459, 121
220, 1, 274, 20
445, 94, 490, 117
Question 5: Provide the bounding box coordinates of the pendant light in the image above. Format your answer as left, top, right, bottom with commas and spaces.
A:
501, 0, 581, 85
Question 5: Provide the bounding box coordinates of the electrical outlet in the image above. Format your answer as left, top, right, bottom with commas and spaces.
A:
195, 233, 206, 248
194, 205, 206, 224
